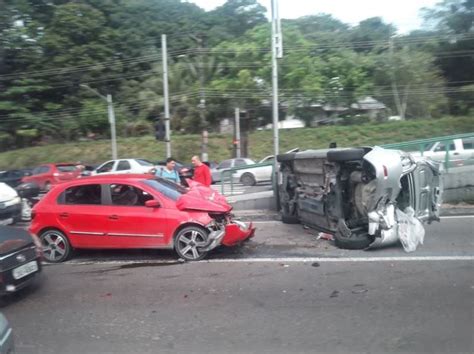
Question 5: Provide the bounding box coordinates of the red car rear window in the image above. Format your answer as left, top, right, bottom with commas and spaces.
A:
56, 165, 78, 172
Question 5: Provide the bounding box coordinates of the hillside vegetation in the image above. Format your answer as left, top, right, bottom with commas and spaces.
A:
0, 117, 471, 169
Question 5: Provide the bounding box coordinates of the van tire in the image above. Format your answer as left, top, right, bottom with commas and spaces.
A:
327, 148, 366, 162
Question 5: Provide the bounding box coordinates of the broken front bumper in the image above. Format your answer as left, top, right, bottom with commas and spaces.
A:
222, 220, 255, 246
202, 221, 255, 251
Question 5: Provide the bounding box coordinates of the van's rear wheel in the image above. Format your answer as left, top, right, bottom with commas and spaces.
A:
327, 148, 366, 162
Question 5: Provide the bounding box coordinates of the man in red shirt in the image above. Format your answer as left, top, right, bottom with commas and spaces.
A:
191, 155, 212, 186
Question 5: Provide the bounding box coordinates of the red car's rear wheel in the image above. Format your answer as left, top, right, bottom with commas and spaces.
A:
40, 229, 72, 263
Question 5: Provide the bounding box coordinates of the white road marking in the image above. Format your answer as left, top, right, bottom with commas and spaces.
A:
53, 255, 474, 266
439, 215, 474, 219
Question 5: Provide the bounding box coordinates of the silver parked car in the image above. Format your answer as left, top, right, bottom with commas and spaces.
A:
0, 313, 14, 354
211, 158, 255, 183
277, 146, 443, 250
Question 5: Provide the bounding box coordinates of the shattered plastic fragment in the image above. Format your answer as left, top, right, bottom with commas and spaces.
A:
317, 232, 334, 241
397, 207, 425, 252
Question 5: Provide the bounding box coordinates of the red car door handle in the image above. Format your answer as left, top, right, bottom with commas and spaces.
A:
59, 212, 69, 218
109, 215, 119, 220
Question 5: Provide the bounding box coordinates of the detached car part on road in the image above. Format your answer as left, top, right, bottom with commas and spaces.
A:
0, 226, 42, 295
277, 146, 443, 250
29, 174, 255, 262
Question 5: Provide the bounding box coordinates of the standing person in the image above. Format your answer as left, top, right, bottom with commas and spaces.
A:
155, 157, 180, 183
191, 155, 211, 186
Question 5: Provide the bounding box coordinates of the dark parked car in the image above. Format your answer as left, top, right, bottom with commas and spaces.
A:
0, 226, 42, 295
0, 169, 31, 188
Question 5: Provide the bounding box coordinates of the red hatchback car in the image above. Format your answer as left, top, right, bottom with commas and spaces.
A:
29, 174, 255, 262
22, 163, 81, 191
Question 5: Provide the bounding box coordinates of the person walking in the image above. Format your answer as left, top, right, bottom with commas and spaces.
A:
191, 155, 211, 186
155, 157, 180, 183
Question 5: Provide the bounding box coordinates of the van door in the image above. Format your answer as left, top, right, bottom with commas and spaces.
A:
409, 160, 443, 222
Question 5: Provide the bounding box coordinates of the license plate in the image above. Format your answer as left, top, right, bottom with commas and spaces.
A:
0, 218, 13, 226
13, 260, 38, 280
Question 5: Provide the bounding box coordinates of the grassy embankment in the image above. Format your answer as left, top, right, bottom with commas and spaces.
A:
0, 116, 472, 169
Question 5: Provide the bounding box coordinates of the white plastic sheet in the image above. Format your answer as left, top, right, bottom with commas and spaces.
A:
396, 207, 425, 252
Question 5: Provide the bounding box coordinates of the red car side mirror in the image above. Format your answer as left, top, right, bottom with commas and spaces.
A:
145, 200, 161, 208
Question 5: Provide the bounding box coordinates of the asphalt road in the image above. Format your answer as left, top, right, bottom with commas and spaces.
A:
2, 216, 473, 353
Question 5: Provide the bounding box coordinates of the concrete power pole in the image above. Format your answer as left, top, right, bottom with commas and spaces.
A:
271, 0, 282, 169
106, 94, 118, 160
234, 107, 241, 158
162, 34, 171, 157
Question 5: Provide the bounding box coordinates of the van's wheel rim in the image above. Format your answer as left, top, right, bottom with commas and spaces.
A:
176, 229, 208, 260
41, 230, 68, 262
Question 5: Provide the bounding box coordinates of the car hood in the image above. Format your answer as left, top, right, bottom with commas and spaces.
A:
176, 181, 232, 213
0, 182, 18, 202
0, 226, 33, 256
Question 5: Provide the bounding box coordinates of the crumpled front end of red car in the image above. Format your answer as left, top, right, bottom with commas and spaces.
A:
222, 220, 255, 246
201, 215, 255, 252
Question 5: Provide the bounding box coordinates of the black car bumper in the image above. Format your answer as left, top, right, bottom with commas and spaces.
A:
0, 246, 42, 295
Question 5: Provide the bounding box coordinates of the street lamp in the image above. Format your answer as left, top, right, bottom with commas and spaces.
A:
80, 84, 118, 160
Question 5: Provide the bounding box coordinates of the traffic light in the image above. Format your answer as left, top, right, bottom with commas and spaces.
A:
154, 118, 165, 141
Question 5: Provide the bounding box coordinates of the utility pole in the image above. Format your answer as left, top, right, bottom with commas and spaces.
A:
234, 107, 241, 158
198, 36, 208, 162
80, 84, 117, 160
106, 94, 118, 160
162, 34, 171, 157
271, 0, 282, 169
389, 36, 404, 120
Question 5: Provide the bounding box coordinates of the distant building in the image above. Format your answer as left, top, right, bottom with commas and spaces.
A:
350, 96, 387, 121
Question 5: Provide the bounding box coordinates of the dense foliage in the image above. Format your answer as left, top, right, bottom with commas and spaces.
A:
0, 0, 472, 151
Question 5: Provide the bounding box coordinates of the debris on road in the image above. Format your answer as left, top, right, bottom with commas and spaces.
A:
317, 232, 334, 241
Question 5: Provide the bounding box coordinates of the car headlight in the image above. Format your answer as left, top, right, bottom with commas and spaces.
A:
4, 196, 21, 207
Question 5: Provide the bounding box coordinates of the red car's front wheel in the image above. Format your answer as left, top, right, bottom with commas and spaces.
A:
174, 226, 209, 261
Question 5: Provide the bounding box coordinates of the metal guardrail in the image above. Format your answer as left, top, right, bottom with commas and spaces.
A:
219, 161, 274, 195
381, 132, 473, 172
217, 133, 473, 194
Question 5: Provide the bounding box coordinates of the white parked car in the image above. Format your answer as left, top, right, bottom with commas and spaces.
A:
91, 159, 156, 176
411, 137, 473, 168
233, 148, 300, 186
211, 158, 255, 183
0, 182, 21, 226
232, 155, 274, 186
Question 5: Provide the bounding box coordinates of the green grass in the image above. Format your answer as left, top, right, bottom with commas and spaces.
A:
0, 116, 472, 169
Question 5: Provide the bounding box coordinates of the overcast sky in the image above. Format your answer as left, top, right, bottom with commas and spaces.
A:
186, 0, 440, 33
